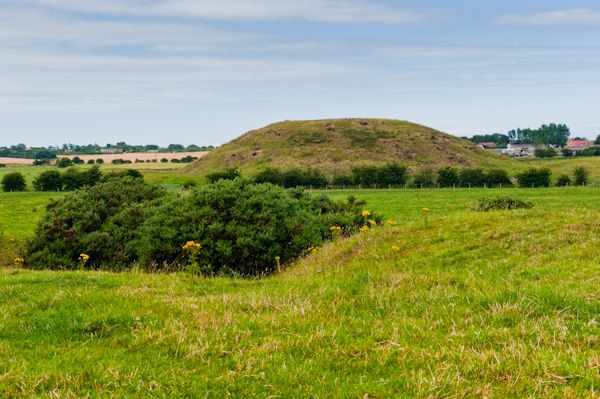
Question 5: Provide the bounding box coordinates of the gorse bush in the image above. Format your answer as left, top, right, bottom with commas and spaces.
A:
24, 178, 373, 276
472, 197, 533, 211
574, 166, 590, 186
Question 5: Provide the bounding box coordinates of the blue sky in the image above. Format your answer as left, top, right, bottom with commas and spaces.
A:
2, 1, 600, 146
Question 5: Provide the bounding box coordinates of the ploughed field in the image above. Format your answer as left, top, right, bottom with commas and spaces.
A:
0, 187, 599, 397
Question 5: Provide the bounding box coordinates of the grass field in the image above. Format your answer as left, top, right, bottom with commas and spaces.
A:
0, 187, 600, 396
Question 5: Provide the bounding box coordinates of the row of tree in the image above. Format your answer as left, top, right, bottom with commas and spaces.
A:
0, 167, 143, 192
469, 123, 600, 147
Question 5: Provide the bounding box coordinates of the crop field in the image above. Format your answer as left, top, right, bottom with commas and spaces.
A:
0, 187, 600, 397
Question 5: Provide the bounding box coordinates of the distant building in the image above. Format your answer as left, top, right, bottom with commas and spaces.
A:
101, 148, 124, 154
502, 143, 537, 157
479, 142, 497, 149
566, 139, 594, 151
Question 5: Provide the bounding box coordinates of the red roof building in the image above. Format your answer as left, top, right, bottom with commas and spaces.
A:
566, 139, 594, 151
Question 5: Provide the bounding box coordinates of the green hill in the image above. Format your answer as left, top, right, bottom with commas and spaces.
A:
184, 119, 518, 176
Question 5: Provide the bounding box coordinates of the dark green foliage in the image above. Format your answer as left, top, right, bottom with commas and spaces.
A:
469, 133, 509, 145
179, 156, 199, 163
1, 172, 26, 192
33, 159, 50, 166
574, 166, 590, 186
252, 168, 328, 188
254, 168, 283, 185
561, 148, 574, 157
596, 135, 600, 145
574, 147, 600, 157
332, 174, 354, 187
413, 168, 436, 188
472, 197, 533, 211
160, 158, 168, 163
206, 168, 241, 183
170, 159, 181, 163
534, 148, 557, 158
61, 166, 103, 191
33, 170, 62, 191
56, 158, 73, 168
459, 168, 486, 187
0, 164, 5, 168
72, 156, 84, 165
508, 124, 570, 146
101, 169, 143, 182
556, 174, 572, 187
350, 164, 408, 187
87, 159, 95, 164
516, 168, 552, 188
485, 169, 512, 187
437, 167, 460, 188
25, 179, 372, 276
25, 178, 166, 269
111, 159, 131, 165
96, 158, 104, 164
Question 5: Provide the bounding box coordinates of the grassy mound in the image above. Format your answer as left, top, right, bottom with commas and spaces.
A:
184, 119, 516, 177
1, 201, 600, 396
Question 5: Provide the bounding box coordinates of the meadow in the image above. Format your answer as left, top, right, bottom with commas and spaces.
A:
1, 185, 600, 397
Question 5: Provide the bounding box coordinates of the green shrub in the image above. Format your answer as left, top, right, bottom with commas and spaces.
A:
87, 159, 95, 164
25, 178, 166, 269
254, 168, 284, 185
561, 148, 574, 157
516, 168, 552, 188
437, 167, 460, 188
72, 156, 84, 165
574, 166, 590, 186
101, 169, 143, 182
1, 172, 26, 192
534, 148, 557, 158
413, 168, 435, 188
56, 158, 73, 168
351, 163, 407, 187
24, 179, 374, 275
206, 168, 241, 183
33, 170, 63, 191
96, 158, 105, 164
0, 164, 5, 168
459, 168, 486, 187
472, 197, 533, 211
556, 174, 572, 187
485, 169, 512, 187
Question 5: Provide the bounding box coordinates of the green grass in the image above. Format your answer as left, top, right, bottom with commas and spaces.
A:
1, 188, 600, 396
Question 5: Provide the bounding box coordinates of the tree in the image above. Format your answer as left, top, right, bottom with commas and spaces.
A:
459, 168, 486, 187
437, 167, 460, 188
96, 158, 105, 164
56, 158, 73, 168
71, 156, 84, 165
556, 174, 572, 187
561, 148, 574, 157
33, 170, 62, 191
574, 166, 590, 186
516, 168, 552, 188
485, 169, 512, 187
508, 124, 570, 146
1, 172, 26, 192
595, 135, 600, 145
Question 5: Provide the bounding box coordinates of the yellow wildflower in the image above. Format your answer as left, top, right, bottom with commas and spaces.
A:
308, 246, 319, 255
361, 210, 371, 217
182, 241, 202, 254
13, 257, 24, 266
359, 225, 370, 233
422, 208, 430, 213
386, 220, 397, 226
391, 245, 400, 252
369, 220, 377, 226
329, 226, 342, 234
79, 253, 90, 263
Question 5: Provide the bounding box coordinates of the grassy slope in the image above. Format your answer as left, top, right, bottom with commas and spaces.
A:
1, 188, 600, 396
183, 119, 517, 176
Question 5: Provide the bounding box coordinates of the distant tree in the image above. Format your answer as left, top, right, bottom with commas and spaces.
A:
561, 148, 574, 157
469, 133, 509, 145
186, 144, 201, 151
56, 158, 73, 168
167, 144, 185, 151
508, 124, 570, 146
72, 156, 84, 165
574, 166, 590, 186
413, 168, 436, 188
459, 168, 486, 187
595, 135, 600, 145
87, 159, 95, 164
437, 167, 460, 188
160, 158, 169, 163
254, 168, 284, 185
516, 168, 552, 188
556, 174, 572, 187
33, 170, 62, 191
1, 172, 26, 192
485, 169, 512, 187
96, 158, 104, 164
534, 148, 557, 158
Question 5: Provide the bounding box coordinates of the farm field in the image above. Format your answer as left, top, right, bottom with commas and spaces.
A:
0, 187, 600, 396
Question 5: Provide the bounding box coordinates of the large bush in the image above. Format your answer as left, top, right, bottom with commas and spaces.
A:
25, 178, 165, 269
33, 170, 63, 191
485, 169, 512, 187
1, 172, 26, 192
516, 168, 552, 188
24, 179, 372, 275
574, 166, 590, 186
437, 167, 459, 188
459, 168, 486, 187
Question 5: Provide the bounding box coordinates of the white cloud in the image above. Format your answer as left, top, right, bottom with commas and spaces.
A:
497, 9, 600, 26
16, 0, 419, 24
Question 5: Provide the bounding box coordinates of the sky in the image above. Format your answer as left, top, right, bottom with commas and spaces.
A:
2, 0, 600, 147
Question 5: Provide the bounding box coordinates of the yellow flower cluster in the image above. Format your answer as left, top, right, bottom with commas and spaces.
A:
422, 208, 430, 213
13, 257, 24, 266
368, 220, 377, 226
308, 246, 319, 255
359, 225, 370, 233
182, 241, 202, 254
386, 220, 397, 226
329, 225, 342, 234
361, 210, 371, 218
79, 253, 90, 263
391, 245, 400, 252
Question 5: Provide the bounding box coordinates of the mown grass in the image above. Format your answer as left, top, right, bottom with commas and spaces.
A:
0, 188, 600, 396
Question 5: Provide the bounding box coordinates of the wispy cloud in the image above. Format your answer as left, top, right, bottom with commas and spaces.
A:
497, 9, 600, 26
17, 0, 420, 24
